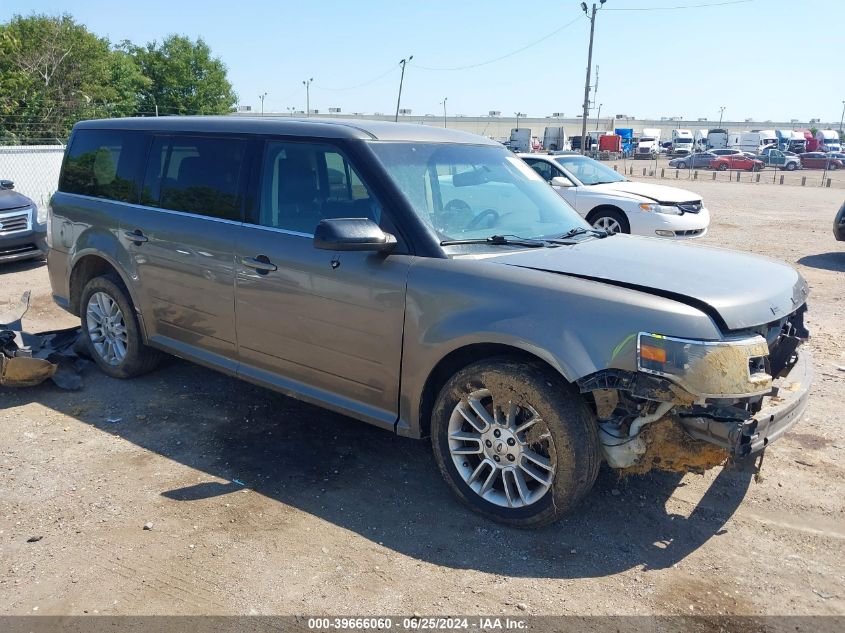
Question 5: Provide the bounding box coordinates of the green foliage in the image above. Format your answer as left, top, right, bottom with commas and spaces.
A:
131, 35, 238, 116
0, 15, 236, 142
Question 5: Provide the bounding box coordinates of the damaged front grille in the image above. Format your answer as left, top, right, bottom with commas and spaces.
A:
765, 304, 809, 378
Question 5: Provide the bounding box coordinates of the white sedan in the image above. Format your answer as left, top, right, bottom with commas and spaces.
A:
519, 153, 710, 238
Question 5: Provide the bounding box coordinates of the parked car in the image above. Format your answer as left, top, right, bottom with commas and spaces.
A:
520, 153, 709, 238
48, 117, 812, 527
825, 152, 845, 163
709, 148, 744, 157
755, 148, 801, 171
668, 152, 716, 169
0, 179, 48, 263
709, 155, 764, 171
799, 152, 843, 170
835, 200, 845, 241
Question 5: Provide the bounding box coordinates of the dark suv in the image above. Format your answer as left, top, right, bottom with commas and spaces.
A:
47, 117, 812, 526
0, 179, 47, 263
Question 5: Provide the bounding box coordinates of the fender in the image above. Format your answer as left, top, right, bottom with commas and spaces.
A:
68, 229, 149, 341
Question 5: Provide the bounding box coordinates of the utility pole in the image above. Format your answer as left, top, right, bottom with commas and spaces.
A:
595, 103, 602, 131
441, 98, 448, 128
840, 100, 844, 133
395, 56, 413, 122
580, 1, 605, 155
259, 92, 268, 116
303, 78, 314, 116
514, 112, 525, 130
718, 106, 726, 128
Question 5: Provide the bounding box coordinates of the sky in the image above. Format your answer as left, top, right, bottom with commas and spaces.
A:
3, 0, 844, 124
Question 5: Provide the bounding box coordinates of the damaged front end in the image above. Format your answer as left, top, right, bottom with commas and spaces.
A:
578, 305, 811, 475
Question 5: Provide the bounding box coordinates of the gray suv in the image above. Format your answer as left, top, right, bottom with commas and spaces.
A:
48, 117, 812, 526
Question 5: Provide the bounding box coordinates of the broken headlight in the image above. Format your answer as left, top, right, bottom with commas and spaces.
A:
637, 332, 771, 399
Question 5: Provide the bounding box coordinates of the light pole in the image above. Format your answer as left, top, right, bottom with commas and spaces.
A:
514, 111, 525, 130
580, 1, 606, 155
303, 78, 314, 116
259, 92, 268, 116
440, 97, 448, 128
595, 103, 602, 131
718, 106, 726, 128
839, 100, 844, 133
286, 107, 295, 117
395, 56, 413, 122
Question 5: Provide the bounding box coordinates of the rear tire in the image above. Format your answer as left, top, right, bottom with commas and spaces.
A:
80, 275, 162, 379
430, 358, 601, 527
785, 162, 797, 171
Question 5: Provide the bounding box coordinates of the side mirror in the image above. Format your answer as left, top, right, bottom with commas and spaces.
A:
551, 176, 572, 188
314, 218, 397, 252
0, 180, 14, 190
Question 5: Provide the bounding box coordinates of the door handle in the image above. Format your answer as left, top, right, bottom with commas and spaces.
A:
242, 255, 277, 273
124, 229, 148, 244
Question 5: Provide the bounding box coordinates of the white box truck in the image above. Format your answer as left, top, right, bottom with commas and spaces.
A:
816, 129, 842, 152
707, 129, 729, 149
543, 127, 568, 152
671, 129, 694, 156
509, 128, 532, 153
634, 128, 661, 159
729, 132, 776, 154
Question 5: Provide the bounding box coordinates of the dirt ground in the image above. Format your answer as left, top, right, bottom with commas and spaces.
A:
1, 180, 844, 618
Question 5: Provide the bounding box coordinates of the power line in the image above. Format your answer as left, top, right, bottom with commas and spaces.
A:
605, 0, 752, 11
316, 65, 398, 91
411, 14, 583, 71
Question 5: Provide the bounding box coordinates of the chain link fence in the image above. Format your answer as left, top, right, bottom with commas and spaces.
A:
0, 140, 67, 207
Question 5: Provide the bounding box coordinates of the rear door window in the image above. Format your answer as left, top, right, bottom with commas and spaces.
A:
141, 135, 247, 221
59, 129, 145, 202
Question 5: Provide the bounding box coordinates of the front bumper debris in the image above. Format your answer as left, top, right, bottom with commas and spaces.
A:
1, 291, 86, 389
680, 347, 812, 456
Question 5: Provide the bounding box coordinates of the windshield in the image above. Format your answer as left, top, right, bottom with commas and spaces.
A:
553, 155, 627, 186
368, 142, 587, 242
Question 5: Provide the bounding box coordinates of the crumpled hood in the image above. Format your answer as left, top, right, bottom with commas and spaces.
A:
589, 181, 702, 204
0, 189, 32, 212
482, 235, 808, 331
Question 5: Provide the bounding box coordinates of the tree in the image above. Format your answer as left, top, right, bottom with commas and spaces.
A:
0, 14, 148, 141
132, 35, 237, 116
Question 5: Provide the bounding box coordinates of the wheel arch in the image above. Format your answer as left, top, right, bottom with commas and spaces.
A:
415, 342, 571, 439
585, 204, 627, 225
68, 253, 145, 340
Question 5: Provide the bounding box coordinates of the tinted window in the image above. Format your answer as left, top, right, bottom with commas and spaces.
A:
255, 141, 381, 234
59, 129, 145, 202
526, 160, 554, 181
141, 135, 246, 220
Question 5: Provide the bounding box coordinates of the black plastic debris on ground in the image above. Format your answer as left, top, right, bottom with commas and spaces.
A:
0, 290, 88, 390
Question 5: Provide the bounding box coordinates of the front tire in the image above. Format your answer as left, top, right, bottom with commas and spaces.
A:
430, 358, 601, 527
80, 275, 162, 379
718, 163, 728, 171
677, 161, 687, 169
590, 208, 630, 235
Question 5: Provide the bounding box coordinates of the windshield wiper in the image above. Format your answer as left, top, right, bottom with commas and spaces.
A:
548, 227, 609, 241
439, 234, 546, 248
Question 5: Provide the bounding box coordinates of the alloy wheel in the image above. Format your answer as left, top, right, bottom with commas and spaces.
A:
86, 291, 128, 366
593, 216, 622, 234
447, 389, 556, 508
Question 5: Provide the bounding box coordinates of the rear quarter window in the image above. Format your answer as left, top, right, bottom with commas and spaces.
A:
59, 129, 146, 202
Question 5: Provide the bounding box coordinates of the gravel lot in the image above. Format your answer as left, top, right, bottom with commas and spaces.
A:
1, 180, 844, 618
